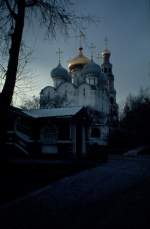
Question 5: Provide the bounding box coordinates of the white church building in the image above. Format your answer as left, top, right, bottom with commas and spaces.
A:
14, 43, 118, 158
40, 46, 118, 142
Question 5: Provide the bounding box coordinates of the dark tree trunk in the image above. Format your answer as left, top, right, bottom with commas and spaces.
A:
0, 1, 25, 148
2, 1, 25, 104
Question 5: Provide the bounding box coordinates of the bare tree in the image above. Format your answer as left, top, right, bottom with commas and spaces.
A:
21, 95, 40, 110
120, 88, 150, 120
0, 0, 78, 145
0, 48, 35, 105
40, 94, 68, 108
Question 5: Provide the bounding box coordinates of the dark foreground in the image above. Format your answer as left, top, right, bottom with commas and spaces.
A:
0, 158, 99, 206
0, 156, 150, 229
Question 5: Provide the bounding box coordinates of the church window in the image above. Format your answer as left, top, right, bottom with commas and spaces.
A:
93, 78, 97, 85
89, 78, 94, 85
109, 68, 111, 73
65, 90, 67, 97
86, 78, 89, 84
110, 97, 114, 104
104, 68, 107, 73
91, 127, 101, 138
83, 88, 86, 96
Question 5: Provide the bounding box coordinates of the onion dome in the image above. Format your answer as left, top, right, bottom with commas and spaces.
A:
102, 48, 111, 56
51, 63, 69, 79
82, 60, 101, 77
68, 47, 90, 71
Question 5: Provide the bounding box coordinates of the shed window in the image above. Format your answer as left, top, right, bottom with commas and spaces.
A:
91, 127, 101, 138
40, 126, 57, 144
58, 123, 70, 140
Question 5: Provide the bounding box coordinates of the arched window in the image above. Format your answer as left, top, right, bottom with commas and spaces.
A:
65, 89, 67, 97
83, 88, 86, 96
110, 97, 114, 104
104, 68, 107, 73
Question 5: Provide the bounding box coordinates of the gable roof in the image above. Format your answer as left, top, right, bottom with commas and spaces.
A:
23, 106, 83, 119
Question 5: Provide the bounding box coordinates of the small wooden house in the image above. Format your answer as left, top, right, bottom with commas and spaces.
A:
13, 106, 108, 158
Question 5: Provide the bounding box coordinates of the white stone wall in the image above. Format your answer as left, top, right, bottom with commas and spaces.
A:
40, 86, 56, 99
78, 83, 95, 108
54, 78, 65, 88
40, 81, 111, 114
40, 86, 56, 108
57, 82, 77, 107
72, 70, 84, 86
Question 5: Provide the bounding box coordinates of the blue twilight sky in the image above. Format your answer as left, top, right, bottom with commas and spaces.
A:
21, 0, 150, 106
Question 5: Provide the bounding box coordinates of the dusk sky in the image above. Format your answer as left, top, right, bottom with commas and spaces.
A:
19, 0, 150, 106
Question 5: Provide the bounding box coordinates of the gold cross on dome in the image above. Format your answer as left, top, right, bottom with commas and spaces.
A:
89, 43, 96, 60
74, 30, 86, 50
56, 48, 63, 64
75, 30, 86, 48
79, 31, 85, 47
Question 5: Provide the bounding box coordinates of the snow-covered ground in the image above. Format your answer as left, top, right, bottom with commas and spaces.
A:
123, 145, 149, 157
1, 157, 150, 229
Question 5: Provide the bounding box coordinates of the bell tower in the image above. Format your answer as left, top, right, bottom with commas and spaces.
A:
101, 38, 118, 127
101, 38, 114, 92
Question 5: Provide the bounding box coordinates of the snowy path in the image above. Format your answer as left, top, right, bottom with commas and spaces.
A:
1, 157, 150, 229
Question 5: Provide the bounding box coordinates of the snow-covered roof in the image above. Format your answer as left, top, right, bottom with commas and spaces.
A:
23, 106, 83, 118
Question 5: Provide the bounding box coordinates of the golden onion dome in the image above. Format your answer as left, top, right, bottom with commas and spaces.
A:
68, 48, 90, 71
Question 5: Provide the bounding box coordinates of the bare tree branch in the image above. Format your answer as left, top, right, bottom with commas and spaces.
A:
4, 0, 17, 19
25, 0, 38, 7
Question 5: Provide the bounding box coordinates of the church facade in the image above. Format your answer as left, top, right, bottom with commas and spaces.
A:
40, 46, 118, 146
13, 44, 118, 158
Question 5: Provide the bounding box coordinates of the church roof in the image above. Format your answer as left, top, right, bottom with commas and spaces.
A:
51, 63, 69, 79
82, 60, 101, 77
23, 106, 83, 118
102, 48, 111, 59
102, 48, 111, 55
68, 48, 90, 70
